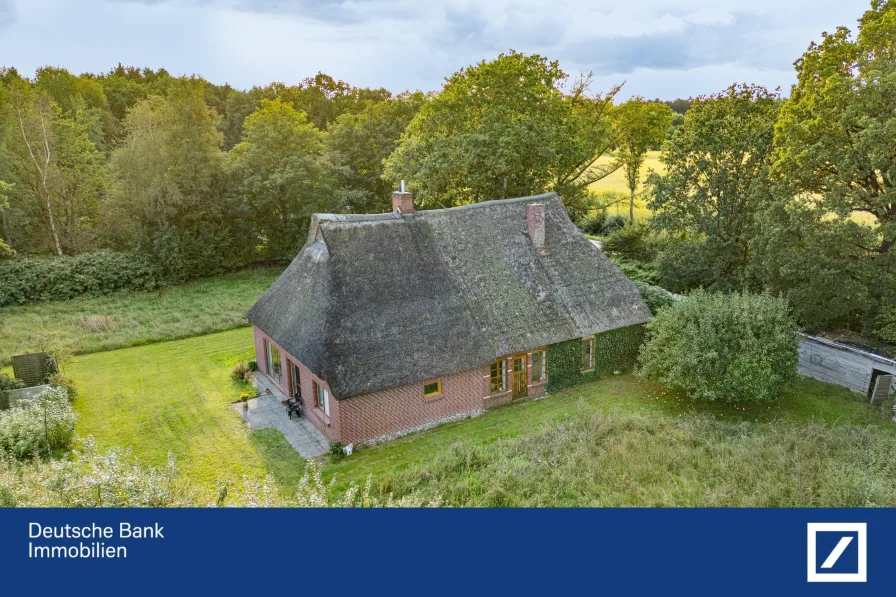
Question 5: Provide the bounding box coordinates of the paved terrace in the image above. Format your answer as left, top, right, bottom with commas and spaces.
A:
237, 374, 330, 458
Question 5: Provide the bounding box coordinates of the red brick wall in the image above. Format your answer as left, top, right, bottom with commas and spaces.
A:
339, 367, 489, 445
252, 326, 550, 445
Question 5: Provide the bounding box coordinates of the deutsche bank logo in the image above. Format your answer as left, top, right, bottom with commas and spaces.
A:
807, 523, 867, 583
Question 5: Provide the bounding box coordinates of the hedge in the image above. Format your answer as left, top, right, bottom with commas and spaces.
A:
0, 250, 163, 306
547, 324, 646, 392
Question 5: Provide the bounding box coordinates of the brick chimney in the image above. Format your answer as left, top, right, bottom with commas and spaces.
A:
527, 203, 545, 250
392, 180, 414, 214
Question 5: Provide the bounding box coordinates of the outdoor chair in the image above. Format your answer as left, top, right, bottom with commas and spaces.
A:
287, 397, 303, 420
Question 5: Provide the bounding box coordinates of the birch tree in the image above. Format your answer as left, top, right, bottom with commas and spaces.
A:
6, 83, 63, 254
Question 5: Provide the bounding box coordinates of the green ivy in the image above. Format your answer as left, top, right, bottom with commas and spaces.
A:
547, 324, 646, 392
594, 325, 646, 375
546, 338, 583, 392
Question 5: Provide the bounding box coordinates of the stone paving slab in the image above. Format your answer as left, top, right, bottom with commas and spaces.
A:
232, 375, 330, 459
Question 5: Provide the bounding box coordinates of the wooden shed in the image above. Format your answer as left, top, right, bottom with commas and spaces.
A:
797, 334, 895, 404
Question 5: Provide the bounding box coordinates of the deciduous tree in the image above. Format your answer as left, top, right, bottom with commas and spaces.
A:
326, 92, 423, 213
647, 84, 780, 290
772, 0, 896, 334
613, 98, 673, 223
383, 52, 619, 208
227, 99, 330, 259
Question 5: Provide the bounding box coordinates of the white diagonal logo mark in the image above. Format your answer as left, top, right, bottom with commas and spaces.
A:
821, 537, 853, 569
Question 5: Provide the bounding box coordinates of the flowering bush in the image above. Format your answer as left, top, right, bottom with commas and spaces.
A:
0, 436, 192, 507
47, 373, 78, 401
0, 440, 439, 507
0, 387, 77, 460
47, 436, 191, 507
214, 461, 441, 508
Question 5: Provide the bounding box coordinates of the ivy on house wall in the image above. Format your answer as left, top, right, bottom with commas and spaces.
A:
546, 324, 646, 392
594, 325, 646, 375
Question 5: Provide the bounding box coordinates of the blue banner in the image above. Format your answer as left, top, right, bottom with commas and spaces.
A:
0, 508, 891, 595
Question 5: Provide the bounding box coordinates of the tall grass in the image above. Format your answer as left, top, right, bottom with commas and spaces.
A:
0, 266, 283, 364
371, 408, 896, 507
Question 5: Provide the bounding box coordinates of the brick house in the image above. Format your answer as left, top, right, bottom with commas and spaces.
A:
246, 191, 650, 446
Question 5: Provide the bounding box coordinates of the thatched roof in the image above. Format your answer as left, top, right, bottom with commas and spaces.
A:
246, 192, 650, 399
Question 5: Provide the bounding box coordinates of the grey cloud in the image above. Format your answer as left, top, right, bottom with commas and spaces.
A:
107, 0, 421, 24
0, 0, 15, 31
563, 13, 793, 75
443, 4, 488, 44
1, 0, 871, 98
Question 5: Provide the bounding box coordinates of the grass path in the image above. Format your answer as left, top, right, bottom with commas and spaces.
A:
0, 266, 283, 365
69, 327, 305, 498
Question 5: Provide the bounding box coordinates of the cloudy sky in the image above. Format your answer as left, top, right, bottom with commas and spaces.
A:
0, 0, 871, 99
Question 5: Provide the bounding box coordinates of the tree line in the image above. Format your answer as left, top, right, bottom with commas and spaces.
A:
0, 66, 428, 274
0, 54, 683, 276
1, 1, 893, 346
635, 0, 895, 346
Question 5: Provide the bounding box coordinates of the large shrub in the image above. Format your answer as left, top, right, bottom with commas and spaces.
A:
0, 239, 14, 260
0, 250, 163, 305
602, 223, 652, 260
639, 291, 798, 402
577, 210, 606, 236
0, 387, 78, 460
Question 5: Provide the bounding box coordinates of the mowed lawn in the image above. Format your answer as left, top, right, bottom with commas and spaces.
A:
62, 324, 896, 507
0, 266, 283, 365
68, 327, 305, 498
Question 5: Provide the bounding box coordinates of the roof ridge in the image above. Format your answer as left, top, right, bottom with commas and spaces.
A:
314, 192, 559, 223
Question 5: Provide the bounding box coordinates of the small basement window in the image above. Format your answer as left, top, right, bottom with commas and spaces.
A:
582, 337, 595, 371
423, 379, 442, 398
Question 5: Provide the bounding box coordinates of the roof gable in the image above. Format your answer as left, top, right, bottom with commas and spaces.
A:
246, 193, 650, 399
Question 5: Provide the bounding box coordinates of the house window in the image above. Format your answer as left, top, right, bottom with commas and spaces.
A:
423, 379, 442, 398
531, 350, 546, 382
314, 381, 329, 416
265, 340, 281, 382
490, 359, 507, 393
582, 337, 595, 371
289, 361, 301, 399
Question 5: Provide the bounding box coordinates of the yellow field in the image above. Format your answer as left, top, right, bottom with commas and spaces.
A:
589, 151, 663, 222
588, 151, 877, 228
